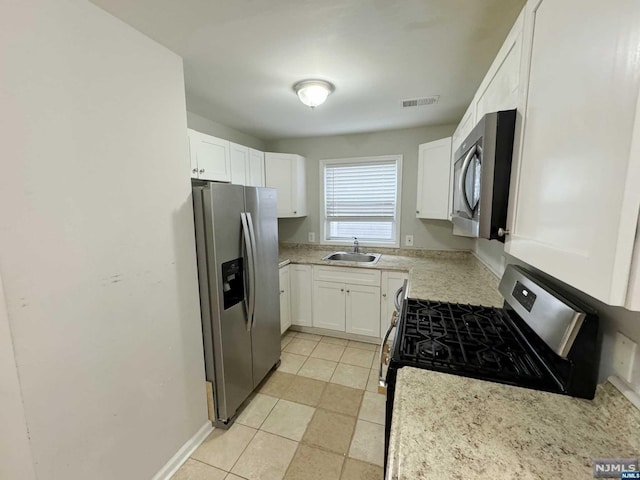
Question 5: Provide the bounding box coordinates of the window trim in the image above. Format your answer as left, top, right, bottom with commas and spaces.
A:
319, 154, 403, 248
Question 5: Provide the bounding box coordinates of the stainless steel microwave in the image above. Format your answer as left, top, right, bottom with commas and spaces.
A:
451, 109, 516, 241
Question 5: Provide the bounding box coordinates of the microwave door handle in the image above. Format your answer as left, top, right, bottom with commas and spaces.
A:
458, 145, 477, 216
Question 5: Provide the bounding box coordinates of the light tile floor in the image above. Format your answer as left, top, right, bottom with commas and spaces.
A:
173, 331, 385, 480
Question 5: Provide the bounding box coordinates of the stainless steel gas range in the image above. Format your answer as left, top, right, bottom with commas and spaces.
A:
378, 265, 601, 473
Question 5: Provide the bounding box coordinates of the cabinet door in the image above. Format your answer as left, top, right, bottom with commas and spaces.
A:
380, 271, 408, 339
230, 142, 249, 185
189, 130, 231, 182
279, 266, 291, 334
265, 153, 295, 216
346, 284, 381, 337
290, 264, 312, 327
416, 137, 453, 220
312, 281, 345, 331
265, 153, 307, 217
506, 0, 640, 306
248, 148, 265, 187
188, 131, 198, 178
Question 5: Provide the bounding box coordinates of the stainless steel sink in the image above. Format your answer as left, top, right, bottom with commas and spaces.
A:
322, 252, 382, 264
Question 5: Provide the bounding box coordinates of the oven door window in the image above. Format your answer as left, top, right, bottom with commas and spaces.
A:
463, 146, 482, 213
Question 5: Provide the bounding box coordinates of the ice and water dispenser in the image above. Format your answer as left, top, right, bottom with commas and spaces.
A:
221, 258, 244, 310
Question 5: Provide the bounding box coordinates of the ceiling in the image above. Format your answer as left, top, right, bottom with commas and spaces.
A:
90, 0, 525, 140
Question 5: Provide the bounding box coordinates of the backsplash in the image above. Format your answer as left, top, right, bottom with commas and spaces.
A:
279, 241, 471, 260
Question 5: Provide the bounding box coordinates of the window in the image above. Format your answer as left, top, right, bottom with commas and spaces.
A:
320, 155, 402, 247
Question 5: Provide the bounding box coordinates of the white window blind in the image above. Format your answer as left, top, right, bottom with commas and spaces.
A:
323, 158, 399, 243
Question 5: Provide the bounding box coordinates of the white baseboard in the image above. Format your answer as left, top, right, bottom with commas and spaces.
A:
152, 420, 213, 480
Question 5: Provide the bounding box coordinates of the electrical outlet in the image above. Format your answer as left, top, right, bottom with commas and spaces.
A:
613, 332, 637, 383
308, 232, 316, 242
405, 235, 414, 247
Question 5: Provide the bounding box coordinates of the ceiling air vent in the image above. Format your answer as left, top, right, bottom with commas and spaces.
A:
402, 95, 440, 108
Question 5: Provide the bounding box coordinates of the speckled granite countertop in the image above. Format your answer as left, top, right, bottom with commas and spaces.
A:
278, 244, 503, 307
387, 367, 640, 480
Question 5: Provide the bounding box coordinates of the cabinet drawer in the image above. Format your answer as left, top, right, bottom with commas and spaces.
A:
313, 266, 381, 287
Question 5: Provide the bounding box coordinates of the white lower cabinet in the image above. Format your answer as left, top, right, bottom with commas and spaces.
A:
287, 265, 407, 338
279, 265, 291, 334
290, 264, 312, 327
381, 271, 409, 339
312, 281, 346, 331
345, 284, 381, 337
311, 266, 381, 338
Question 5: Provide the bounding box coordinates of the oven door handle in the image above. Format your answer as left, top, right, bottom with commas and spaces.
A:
378, 310, 398, 394
393, 284, 404, 312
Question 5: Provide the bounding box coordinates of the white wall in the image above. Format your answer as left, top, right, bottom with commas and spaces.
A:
0, 275, 36, 480
474, 240, 640, 391
0, 0, 208, 478
268, 126, 475, 251
187, 111, 267, 151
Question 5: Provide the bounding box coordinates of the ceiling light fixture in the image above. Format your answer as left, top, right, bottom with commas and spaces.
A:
293, 79, 335, 108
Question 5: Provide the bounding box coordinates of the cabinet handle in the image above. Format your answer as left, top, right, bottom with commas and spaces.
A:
293, 211, 297, 214
382, 293, 387, 298
280, 289, 285, 294
199, 169, 204, 173
416, 210, 420, 214
346, 290, 350, 294
192, 168, 198, 174
340, 288, 344, 292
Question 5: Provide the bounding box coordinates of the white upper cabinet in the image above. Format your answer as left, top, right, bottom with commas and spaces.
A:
416, 137, 452, 220
473, 13, 523, 122
506, 0, 640, 308
451, 105, 475, 156
265, 153, 307, 218
230, 142, 266, 187
247, 148, 265, 187
229, 142, 249, 185
188, 129, 231, 182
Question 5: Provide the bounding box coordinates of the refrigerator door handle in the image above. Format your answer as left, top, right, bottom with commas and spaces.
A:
245, 212, 258, 330
240, 212, 256, 331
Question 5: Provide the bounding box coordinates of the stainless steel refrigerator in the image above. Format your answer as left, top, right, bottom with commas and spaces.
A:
192, 182, 281, 427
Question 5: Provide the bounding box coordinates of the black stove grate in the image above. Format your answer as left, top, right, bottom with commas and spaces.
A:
398, 299, 545, 382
